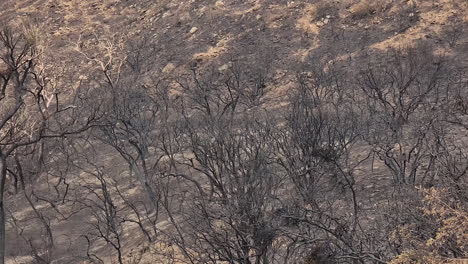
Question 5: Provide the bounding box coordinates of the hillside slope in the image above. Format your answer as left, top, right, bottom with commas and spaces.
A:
1, 0, 468, 263
2, 0, 467, 73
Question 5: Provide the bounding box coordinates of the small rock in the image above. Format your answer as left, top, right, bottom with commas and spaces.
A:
162, 63, 176, 73
256, 15, 262, 20
189, 27, 198, 34
323, 18, 329, 24
215, 1, 224, 7
180, 12, 191, 22
218, 64, 229, 71
162, 11, 172, 18
316, 21, 324, 27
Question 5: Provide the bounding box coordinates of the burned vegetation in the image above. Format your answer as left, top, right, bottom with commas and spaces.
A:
1, 1, 468, 263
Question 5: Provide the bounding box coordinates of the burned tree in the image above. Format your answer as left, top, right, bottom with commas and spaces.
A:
0, 26, 99, 263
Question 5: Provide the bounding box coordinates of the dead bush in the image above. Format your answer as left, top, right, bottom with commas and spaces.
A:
389, 188, 468, 264
391, 0, 419, 33
311, 1, 338, 21
349, 0, 388, 19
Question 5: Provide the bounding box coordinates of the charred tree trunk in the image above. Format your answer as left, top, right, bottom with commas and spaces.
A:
0, 156, 7, 264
